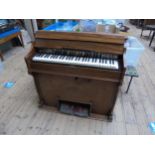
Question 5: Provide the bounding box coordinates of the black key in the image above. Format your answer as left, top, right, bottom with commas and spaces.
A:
102, 59, 104, 64
44, 55, 49, 58
36, 54, 40, 57
75, 57, 78, 61
59, 55, 62, 59
61, 56, 65, 59
37, 54, 41, 57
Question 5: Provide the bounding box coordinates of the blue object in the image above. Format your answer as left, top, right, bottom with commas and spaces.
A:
43, 21, 78, 32
3, 81, 15, 88
0, 27, 20, 39
79, 20, 96, 32
149, 122, 155, 134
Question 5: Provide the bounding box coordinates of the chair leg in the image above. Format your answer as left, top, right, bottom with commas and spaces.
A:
140, 28, 144, 37
0, 51, 4, 61
126, 76, 133, 93
149, 31, 155, 47
18, 32, 24, 47
148, 30, 152, 40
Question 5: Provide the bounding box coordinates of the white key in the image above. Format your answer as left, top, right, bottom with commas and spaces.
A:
114, 60, 119, 69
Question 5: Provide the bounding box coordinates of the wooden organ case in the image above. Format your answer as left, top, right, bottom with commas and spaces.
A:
25, 31, 126, 120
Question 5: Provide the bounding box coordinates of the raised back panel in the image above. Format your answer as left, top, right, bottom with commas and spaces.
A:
34, 31, 126, 55
35, 31, 126, 44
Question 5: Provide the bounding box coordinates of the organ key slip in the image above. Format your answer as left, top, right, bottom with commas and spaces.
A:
25, 31, 126, 120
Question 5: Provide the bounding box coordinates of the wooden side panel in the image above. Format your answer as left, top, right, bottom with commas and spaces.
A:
24, 45, 35, 74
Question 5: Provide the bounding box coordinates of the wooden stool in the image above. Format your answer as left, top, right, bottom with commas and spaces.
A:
125, 66, 139, 93
0, 31, 24, 61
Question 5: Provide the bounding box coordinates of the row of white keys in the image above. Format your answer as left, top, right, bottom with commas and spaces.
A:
63, 55, 118, 69
33, 54, 119, 70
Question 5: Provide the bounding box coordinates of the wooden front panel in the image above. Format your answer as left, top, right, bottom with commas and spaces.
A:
35, 31, 126, 44
30, 61, 122, 83
34, 73, 119, 115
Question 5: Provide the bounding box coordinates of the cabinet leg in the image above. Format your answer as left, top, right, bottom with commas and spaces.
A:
38, 99, 44, 108
107, 114, 113, 122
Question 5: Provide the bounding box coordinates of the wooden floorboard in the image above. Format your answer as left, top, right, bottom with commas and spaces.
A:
0, 24, 155, 134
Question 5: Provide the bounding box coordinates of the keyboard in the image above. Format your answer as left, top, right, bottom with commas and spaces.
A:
32, 49, 119, 70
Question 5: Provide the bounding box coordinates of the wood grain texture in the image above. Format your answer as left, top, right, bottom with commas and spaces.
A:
34, 39, 125, 55
35, 31, 126, 44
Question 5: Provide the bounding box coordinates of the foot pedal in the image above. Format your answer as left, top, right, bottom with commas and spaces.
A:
59, 100, 91, 117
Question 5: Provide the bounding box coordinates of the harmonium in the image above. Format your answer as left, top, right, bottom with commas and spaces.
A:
25, 31, 126, 121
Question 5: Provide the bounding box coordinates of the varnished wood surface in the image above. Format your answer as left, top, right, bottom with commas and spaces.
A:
34, 39, 125, 55
28, 61, 122, 82
35, 31, 126, 44
0, 24, 155, 134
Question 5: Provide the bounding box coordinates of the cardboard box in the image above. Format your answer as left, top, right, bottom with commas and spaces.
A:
96, 24, 117, 33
